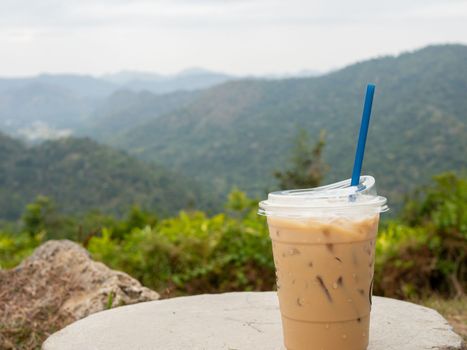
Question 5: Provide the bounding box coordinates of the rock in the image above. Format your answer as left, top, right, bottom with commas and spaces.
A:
42, 292, 464, 350
0, 240, 159, 349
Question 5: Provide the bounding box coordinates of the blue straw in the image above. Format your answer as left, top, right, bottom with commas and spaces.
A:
351, 84, 375, 186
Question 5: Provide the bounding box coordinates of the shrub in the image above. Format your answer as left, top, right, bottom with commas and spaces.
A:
374, 173, 466, 298
2, 174, 465, 300
88, 191, 274, 296
0, 231, 42, 269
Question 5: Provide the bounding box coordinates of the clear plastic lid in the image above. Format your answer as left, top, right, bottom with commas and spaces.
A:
258, 176, 388, 218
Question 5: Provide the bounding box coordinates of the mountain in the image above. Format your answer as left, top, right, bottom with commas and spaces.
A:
80, 89, 200, 139
0, 132, 209, 220
0, 74, 117, 98
0, 85, 199, 141
102, 68, 233, 94
108, 44, 467, 209
0, 83, 95, 134
0, 69, 234, 140
0, 69, 232, 100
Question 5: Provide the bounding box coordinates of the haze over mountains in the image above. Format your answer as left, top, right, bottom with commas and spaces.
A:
0, 67, 322, 141
80, 90, 201, 140
0, 68, 233, 98
0, 69, 234, 139
0, 44, 466, 217
102, 68, 233, 95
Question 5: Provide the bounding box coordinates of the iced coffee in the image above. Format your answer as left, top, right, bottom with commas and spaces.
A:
259, 176, 387, 350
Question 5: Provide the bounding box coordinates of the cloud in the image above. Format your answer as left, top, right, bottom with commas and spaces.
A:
2, 0, 466, 29
0, 0, 466, 76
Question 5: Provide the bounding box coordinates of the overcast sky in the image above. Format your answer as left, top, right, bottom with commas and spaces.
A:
1, 0, 467, 77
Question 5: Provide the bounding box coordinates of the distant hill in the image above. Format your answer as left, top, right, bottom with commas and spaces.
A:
0, 83, 95, 134
0, 74, 117, 98
101, 68, 233, 94
0, 69, 233, 98
109, 44, 467, 209
0, 69, 234, 140
80, 89, 200, 140
0, 133, 210, 220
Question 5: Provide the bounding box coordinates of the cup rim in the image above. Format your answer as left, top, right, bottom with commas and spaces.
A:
258, 176, 388, 217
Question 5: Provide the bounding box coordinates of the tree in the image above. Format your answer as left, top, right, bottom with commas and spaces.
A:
22, 196, 55, 238
402, 173, 467, 297
21, 196, 75, 239
274, 129, 328, 190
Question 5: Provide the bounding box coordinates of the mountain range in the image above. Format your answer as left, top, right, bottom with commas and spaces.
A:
0, 68, 324, 141
0, 44, 466, 217
102, 68, 233, 94
0, 69, 234, 138
80, 89, 200, 140
103, 44, 467, 209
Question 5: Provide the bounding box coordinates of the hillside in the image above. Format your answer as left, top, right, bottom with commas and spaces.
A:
102, 68, 233, 94
0, 133, 209, 220
110, 44, 467, 208
0, 87, 199, 141
0, 83, 95, 134
0, 74, 117, 98
0, 70, 233, 140
81, 89, 200, 139
0, 69, 232, 98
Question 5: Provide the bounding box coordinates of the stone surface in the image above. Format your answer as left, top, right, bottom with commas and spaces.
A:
43, 292, 463, 350
0, 240, 159, 349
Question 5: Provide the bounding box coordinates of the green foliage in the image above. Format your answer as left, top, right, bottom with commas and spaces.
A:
88, 196, 274, 295
374, 173, 467, 298
274, 129, 327, 189
85, 173, 467, 298
0, 133, 213, 220
106, 291, 115, 310
403, 173, 466, 231
1, 172, 465, 301
0, 231, 42, 269
224, 189, 259, 217
22, 196, 66, 238
22, 196, 53, 236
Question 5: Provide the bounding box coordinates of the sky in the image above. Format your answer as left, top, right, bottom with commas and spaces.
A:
1, 0, 467, 77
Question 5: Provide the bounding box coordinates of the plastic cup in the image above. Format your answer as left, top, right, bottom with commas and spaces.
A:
258, 176, 387, 350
